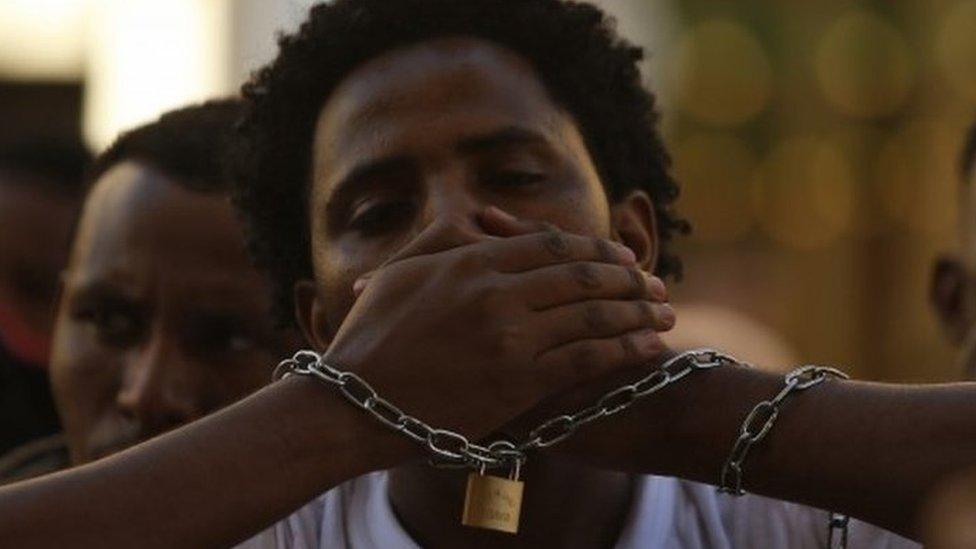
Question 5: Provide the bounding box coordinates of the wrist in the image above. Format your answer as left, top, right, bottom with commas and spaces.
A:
278, 374, 420, 477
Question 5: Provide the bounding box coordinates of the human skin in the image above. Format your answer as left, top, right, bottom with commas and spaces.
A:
1, 36, 976, 549
297, 38, 673, 548
50, 161, 300, 463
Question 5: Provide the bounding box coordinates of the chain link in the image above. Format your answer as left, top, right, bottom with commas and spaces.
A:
279, 349, 851, 547
274, 348, 735, 471
719, 364, 849, 496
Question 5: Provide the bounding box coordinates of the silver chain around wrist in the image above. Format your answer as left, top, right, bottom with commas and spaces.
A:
719, 364, 849, 496
273, 348, 736, 471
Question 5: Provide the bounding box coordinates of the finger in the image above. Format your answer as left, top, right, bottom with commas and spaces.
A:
480, 229, 636, 273
478, 205, 555, 237
382, 215, 488, 268
530, 299, 675, 352
352, 272, 374, 297
511, 262, 666, 310
534, 328, 665, 387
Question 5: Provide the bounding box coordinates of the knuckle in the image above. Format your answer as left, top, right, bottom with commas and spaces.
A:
636, 300, 655, 324
625, 267, 646, 299
592, 237, 614, 263
540, 229, 571, 259
583, 301, 609, 332
619, 333, 640, 359
570, 262, 602, 290
486, 321, 524, 359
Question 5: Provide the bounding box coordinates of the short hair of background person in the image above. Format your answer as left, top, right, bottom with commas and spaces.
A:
931, 118, 976, 379
0, 138, 90, 456
0, 99, 301, 482
232, 0, 691, 325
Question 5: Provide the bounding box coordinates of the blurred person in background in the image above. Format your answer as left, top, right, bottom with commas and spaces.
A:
931, 119, 976, 380
0, 99, 301, 483
0, 138, 90, 456
916, 119, 976, 548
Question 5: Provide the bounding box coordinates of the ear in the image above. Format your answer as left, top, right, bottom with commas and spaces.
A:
294, 279, 332, 352
931, 255, 974, 344
610, 190, 658, 272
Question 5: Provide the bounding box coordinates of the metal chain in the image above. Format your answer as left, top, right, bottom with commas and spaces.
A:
719, 364, 849, 495
716, 365, 851, 549
278, 350, 853, 547
273, 348, 736, 472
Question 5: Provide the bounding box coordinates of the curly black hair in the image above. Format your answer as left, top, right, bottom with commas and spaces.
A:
234, 0, 689, 324
89, 98, 242, 194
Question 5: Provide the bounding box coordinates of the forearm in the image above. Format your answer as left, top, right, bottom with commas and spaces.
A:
555, 361, 976, 539
0, 375, 414, 548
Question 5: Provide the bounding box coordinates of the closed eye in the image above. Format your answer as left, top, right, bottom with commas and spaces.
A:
348, 199, 416, 236
483, 170, 547, 188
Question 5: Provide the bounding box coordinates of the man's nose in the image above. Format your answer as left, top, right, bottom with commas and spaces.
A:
115, 332, 199, 435
413, 168, 488, 249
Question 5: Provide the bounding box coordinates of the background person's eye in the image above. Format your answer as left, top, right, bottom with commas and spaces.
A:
185, 317, 260, 358
77, 306, 142, 347
348, 200, 416, 236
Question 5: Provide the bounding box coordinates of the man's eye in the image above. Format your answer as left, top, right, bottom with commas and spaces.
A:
348, 200, 415, 236
485, 170, 547, 188
186, 321, 259, 358
76, 307, 141, 347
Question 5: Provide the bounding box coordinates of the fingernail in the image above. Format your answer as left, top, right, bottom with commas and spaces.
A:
616, 243, 636, 264
485, 205, 517, 222
646, 275, 668, 301
353, 276, 369, 296
638, 330, 664, 354
655, 303, 676, 328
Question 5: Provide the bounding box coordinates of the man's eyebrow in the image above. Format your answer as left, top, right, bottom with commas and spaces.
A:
326, 155, 414, 213
456, 126, 551, 154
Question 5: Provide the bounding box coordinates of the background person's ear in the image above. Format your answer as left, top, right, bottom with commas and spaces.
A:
610, 190, 657, 272
294, 279, 332, 351
931, 255, 975, 344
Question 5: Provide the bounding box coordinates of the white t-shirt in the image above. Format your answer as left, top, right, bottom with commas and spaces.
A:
239, 471, 919, 548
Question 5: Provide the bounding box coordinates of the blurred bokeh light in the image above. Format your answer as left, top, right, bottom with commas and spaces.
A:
935, 1, 976, 103
670, 19, 772, 127
814, 10, 915, 119
671, 132, 756, 242
752, 136, 855, 248
874, 120, 960, 236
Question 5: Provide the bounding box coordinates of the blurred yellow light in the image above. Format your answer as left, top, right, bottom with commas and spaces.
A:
0, 0, 85, 80
935, 0, 976, 103
83, 0, 234, 150
874, 121, 959, 236
671, 19, 772, 127
815, 11, 914, 119
752, 137, 855, 248
671, 133, 756, 242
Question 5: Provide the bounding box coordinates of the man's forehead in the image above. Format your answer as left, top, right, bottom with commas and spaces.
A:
70, 162, 252, 281
312, 38, 567, 187
323, 38, 549, 127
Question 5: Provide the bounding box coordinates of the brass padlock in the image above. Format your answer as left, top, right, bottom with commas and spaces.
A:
461, 460, 524, 534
